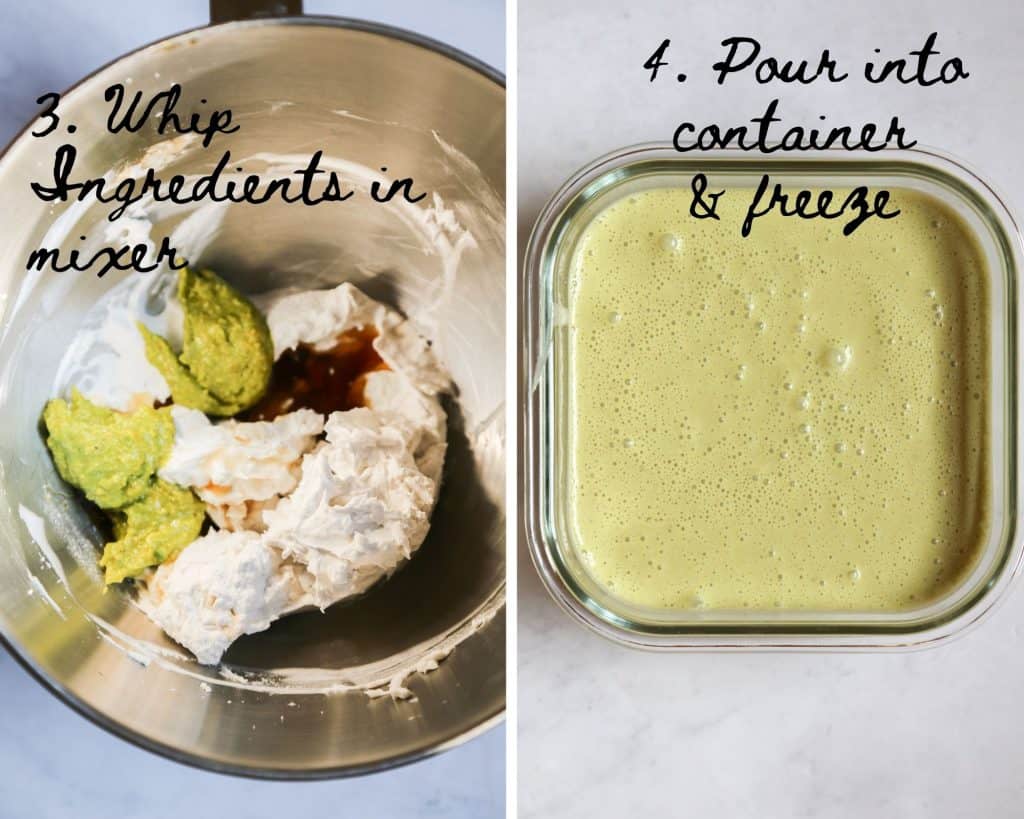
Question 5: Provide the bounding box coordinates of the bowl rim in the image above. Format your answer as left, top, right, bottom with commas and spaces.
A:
0, 12, 506, 780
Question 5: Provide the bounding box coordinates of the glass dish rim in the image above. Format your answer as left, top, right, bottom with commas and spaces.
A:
522, 142, 1024, 650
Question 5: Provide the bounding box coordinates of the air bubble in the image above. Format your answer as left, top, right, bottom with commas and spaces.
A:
822, 344, 853, 371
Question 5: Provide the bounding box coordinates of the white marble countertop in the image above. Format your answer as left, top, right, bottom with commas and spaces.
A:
518, 1, 1024, 816
0, 2, 503, 817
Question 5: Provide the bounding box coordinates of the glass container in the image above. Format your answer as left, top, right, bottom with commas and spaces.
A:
523, 144, 1022, 649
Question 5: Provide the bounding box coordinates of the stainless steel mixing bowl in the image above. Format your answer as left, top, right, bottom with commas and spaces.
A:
0, 9, 505, 777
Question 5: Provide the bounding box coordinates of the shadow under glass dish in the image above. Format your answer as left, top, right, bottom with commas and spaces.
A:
523, 145, 1022, 649
0, 17, 505, 777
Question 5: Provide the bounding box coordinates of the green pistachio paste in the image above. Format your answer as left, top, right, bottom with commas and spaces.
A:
43, 268, 270, 583
42, 390, 204, 584
101, 479, 205, 584
140, 267, 273, 416
42, 389, 174, 509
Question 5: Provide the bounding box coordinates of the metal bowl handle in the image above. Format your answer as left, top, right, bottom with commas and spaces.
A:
210, 0, 303, 23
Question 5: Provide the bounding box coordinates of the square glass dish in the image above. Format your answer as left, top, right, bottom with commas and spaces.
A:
523, 145, 1023, 648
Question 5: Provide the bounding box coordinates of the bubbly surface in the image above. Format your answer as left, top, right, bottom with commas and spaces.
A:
566, 187, 990, 611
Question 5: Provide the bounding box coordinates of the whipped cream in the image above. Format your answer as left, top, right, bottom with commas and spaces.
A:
158, 406, 323, 527
137, 283, 449, 665
261, 282, 448, 394
363, 369, 448, 483
141, 529, 296, 666
263, 408, 439, 608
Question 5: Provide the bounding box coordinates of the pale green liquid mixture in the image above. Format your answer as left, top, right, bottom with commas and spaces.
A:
567, 187, 990, 611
